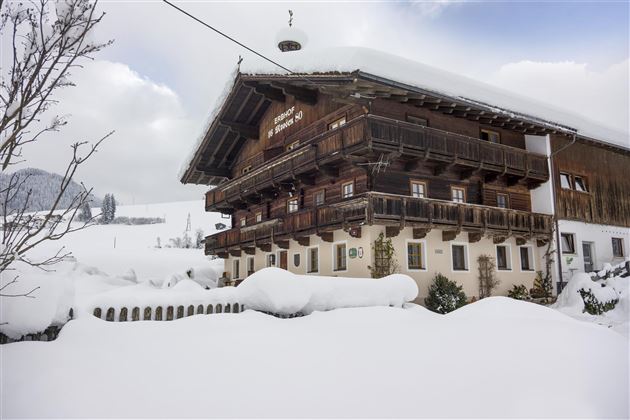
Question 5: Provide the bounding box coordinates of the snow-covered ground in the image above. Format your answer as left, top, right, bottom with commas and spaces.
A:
2, 298, 627, 418
0, 200, 226, 337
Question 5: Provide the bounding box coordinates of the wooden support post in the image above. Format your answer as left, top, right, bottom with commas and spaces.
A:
296, 236, 310, 246
257, 242, 272, 252
275, 240, 290, 249
242, 247, 256, 255
229, 249, 242, 257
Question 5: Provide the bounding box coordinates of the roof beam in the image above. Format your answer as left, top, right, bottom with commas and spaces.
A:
219, 119, 259, 140
270, 82, 318, 105
245, 82, 286, 103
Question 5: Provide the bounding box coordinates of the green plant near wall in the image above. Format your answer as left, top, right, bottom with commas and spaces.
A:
478, 254, 500, 299
368, 232, 399, 278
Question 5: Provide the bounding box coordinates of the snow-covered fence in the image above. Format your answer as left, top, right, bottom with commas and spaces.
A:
589, 260, 630, 281
0, 325, 63, 345
92, 302, 245, 322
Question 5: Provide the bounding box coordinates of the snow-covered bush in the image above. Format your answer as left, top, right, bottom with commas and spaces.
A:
579, 288, 618, 315
424, 273, 467, 314
507, 284, 530, 301
554, 273, 621, 316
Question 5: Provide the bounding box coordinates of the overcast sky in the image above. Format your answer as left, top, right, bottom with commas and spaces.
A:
9, 0, 630, 204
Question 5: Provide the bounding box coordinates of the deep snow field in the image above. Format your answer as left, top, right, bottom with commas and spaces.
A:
1, 200, 629, 418
2, 299, 628, 418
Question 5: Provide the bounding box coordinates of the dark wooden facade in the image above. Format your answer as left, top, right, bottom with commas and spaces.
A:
552, 135, 630, 228
181, 72, 563, 256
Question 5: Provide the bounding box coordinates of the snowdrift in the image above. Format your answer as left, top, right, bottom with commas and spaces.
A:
2, 299, 627, 418
237, 267, 419, 314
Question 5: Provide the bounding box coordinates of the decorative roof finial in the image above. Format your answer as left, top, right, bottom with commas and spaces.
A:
288, 10, 293, 27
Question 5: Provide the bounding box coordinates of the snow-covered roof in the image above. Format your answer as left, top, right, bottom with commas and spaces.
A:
180, 46, 629, 184
241, 47, 628, 149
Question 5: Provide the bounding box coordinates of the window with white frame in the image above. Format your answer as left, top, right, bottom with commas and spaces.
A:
496, 193, 508, 209
407, 241, 425, 270
247, 256, 255, 276
612, 238, 624, 258
328, 116, 346, 130
267, 254, 275, 267
451, 244, 468, 271
519, 246, 534, 271
240, 217, 246, 227
333, 243, 347, 271
451, 187, 466, 203
410, 181, 427, 198
233, 259, 240, 279
561, 233, 576, 254
255, 212, 262, 223
287, 198, 299, 214
560, 173, 572, 189
307, 247, 319, 273
285, 140, 300, 151
313, 190, 325, 207
496, 245, 511, 270
342, 182, 354, 199
481, 129, 500, 143
241, 165, 252, 175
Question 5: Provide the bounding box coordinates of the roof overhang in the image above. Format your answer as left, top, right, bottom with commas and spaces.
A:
181, 71, 629, 185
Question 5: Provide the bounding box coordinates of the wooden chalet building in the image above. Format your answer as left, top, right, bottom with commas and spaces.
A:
181, 47, 629, 300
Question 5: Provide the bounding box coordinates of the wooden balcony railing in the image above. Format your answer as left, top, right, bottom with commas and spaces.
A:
205, 115, 550, 211
205, 192, 553, 254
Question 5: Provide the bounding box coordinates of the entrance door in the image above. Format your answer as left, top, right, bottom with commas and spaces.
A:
279, 250, 288, 270
582, 242, 595, 272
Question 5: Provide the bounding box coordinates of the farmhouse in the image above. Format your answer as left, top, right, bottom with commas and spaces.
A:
180, 46, 629, 301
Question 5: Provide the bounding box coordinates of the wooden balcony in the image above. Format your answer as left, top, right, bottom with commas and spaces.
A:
205, 192, 553, 256
205, 115, 550, 213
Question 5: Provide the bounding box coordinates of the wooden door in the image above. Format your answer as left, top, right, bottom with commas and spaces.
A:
279, 251, 288, 270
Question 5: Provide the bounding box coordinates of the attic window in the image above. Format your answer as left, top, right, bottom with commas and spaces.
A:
328, 117, 346, 130
285, 141, 300, 151
241, 165, 252, 175
574, 176, 588, 192
480, 129, 500, 143
406, 115, 428, 126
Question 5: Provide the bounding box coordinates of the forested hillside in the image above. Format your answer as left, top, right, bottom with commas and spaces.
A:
0, 168, 101, 214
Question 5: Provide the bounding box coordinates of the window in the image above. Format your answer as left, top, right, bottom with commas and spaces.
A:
334, 243, 347, 271
247, 256, 255, 276
520, 247, 534, 271
561, 233, 576, 254
255, 212, 262, 223
407, 241, 425, 270
307, 247, 319, 273
328, 116, 346, 130
410, 181, 427, 198
480, 129, 500, 143
574, 176, 588, 192
560, 173, 572, 189
285, 140, 300, 151
241, 165, 252, 175
287, 198, 299, 214
240, 217, 246, 227
496, 245, 511, 270
452, 244, 468, 271
267, 254, 276, 267
406, 115, 428, 126
496, 193, 508, 209
612, 238, 624, 258
313, 190, 325, 207
451, 187, 466, 203
342, 182, 354, 199
233, 259, 240, 279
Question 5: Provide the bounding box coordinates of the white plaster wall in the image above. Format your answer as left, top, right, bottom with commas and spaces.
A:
525, 134, 554, 216
557, 220, 630, 281
364, 226, 542, 302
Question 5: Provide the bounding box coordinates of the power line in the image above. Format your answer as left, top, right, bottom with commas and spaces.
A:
162, 0, 296, 74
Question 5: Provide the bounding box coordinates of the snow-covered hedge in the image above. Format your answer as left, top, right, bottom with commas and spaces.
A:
237, 267, 418, 315
554, 272, 627, 317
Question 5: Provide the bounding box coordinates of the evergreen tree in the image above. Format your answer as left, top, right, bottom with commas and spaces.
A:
101, 194, 111, 224
77, 202, 93, 222
425, 273, 468, 314
195, 229, 204, 249
110, 194, 117, 220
